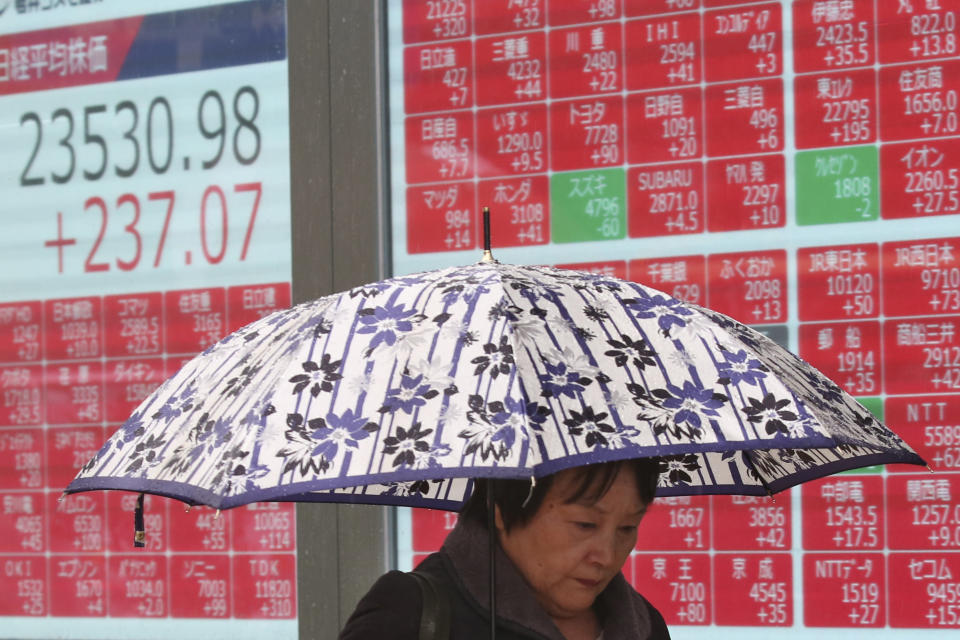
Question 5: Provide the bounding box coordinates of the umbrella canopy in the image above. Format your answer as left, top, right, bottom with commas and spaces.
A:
66, 260, 925, 510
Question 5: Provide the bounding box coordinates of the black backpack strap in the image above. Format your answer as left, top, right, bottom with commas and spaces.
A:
409, 570, 451, 640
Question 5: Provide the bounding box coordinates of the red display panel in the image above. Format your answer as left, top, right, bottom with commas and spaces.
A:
713, 553, 792, 626
107, 555, 168, 617
882, 237, 960, 317
404, 40, 473, 113
798, 321, 882, 397
630, 255, 704, 304
168, 506, 231, 553
707, 250, 787, 325
232, 554, 297, 618
633, 553, 711, 626
887, 474, 960, 551
44, 361, 104, 426
0, 429, 44, 490
624, 12, 701, 90
106, 492, 168, 553
50, 556, 107, 617
0, 490, 45, 553
712, 494, 791, 551
227, 283, 292, 333
792, 0, 875, 72
876, 0, 960, 64
548, 22, 623, 99
794, 68, 877, 149
477, 176, 550, 247
46, 426, 104, 490
884, 315, 960, 394
881, 138, 960, 220
476, 105, 548, 177
625, 1, 703, 17
231, 502, 297, 552
635, 495, 710, 551
163, 288, 227, 356
0, 555, 46, 616
705, 154, 785, 231
170, 555, 231, 618
626, 88, 703, 164
888, 552, 960, 628
49, 492, 105, 554
473, 0, 544, 35
548, 0, 623, 26
802, 476, 884, 551
0, 302, 42, 363
475, 32, 546, 105
556, 260, 627, 280
411, 507, 459, 553
886, 395, 960, 474
879, 60, 960, 142
704, 79, 784, 156
550, 96, 624, 170
103, 293, 163, 358
406, 182, 477, 254
0, 365, 43, 427
628, 162, 704, 236
404, 112, 475, 184
703, 3, 782, 81
44, 297, 102, 361
797, 243, 879, 321
401, 0, 472, 44
803, 553, 885, 627
104, 357, 166, 424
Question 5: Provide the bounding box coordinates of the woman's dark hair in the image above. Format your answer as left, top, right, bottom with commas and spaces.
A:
460, 458, 660, 533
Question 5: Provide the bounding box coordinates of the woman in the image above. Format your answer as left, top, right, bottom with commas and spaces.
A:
340, 458, 669, 640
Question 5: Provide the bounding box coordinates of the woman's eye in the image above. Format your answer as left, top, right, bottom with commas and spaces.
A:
574, 521, 596, 530
619, 525, 639, 534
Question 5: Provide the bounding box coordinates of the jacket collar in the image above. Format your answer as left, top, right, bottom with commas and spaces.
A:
441, 517, 652, 640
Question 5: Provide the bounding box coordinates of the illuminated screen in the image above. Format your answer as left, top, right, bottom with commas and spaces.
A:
0, 1, 295, 638
386, 0, 960, 637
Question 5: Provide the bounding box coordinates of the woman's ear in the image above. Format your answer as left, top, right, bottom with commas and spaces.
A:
493, 504, 506, 535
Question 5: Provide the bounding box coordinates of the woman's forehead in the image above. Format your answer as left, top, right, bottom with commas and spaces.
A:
550, 465, 644, 506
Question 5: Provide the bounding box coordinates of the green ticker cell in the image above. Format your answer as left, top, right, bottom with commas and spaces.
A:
550, 168, 626, 243
795, 146, 879, 225
844, 396, 883, 474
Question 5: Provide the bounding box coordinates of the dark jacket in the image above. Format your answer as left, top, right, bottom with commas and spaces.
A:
339, 517, 670, 640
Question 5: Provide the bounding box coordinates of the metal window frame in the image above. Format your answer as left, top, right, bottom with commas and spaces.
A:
287, 2, 393, 636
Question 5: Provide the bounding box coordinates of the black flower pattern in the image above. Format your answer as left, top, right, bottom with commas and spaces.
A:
605, 334, 656, 370
382, 423, 435, 468
564, 407, 615, 448
288, 354, 343, 397
743, 393, 799, 436
471, 335, 515, 378
660, 454, 701, 484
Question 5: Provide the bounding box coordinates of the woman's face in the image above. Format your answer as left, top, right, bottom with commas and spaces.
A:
495, 466, 648, 621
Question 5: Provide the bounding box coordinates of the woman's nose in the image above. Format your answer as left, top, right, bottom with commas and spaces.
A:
588, 530, 618, 567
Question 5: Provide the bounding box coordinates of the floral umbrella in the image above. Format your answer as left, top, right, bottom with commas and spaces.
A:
65, 256, 925, 512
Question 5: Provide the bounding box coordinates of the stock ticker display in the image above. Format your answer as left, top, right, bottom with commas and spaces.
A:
388, 0, 960, 635
0, 2, 296, 637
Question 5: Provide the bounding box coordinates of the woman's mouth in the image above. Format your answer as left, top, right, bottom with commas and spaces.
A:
576, 578, 601, 588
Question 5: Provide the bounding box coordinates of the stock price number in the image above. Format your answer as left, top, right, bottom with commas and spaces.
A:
18, 86, 261, 186
43, 183, 263, 274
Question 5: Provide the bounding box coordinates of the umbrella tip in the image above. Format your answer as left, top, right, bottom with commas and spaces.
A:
480, 207, 495, 263
927, 464, 935, 474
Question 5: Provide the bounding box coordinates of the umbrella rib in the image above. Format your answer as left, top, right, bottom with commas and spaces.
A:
739, 450, 774, 496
